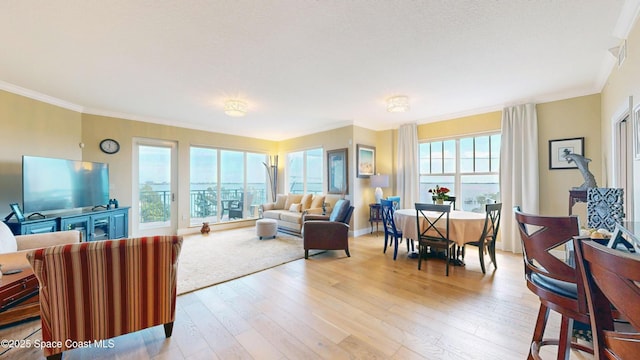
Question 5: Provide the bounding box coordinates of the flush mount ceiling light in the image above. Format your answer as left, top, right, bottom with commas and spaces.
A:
386, 95, 410, 113
224, 99, 247, 117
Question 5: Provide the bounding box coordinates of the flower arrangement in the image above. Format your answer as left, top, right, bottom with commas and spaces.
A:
428, 185, 450, 200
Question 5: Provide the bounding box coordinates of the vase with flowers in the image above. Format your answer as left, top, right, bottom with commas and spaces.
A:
428, 185, 450, 204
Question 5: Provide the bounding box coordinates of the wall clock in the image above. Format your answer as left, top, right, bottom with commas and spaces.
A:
99, 138, 120, 154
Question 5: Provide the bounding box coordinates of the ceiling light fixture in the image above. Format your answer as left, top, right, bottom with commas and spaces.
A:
224, 99, 247, 117
386, 95, 410, 113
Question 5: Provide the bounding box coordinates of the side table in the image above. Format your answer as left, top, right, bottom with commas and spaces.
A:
0, 268, 40, 327
369, 203, 382, 235
569, 189, 587, 215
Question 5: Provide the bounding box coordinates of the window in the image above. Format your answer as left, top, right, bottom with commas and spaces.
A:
286, 148, 323, 194
190, 147, 266, 225
419, 134, 501, 212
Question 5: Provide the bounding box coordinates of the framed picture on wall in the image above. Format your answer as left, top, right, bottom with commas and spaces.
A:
356, 144, 375, 178
549, 137, 585, 170
327, 148, 348, 194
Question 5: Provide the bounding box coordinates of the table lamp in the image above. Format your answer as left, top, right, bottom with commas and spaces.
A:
370, 174, 389, 203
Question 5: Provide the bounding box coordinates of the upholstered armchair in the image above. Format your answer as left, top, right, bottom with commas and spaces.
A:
302, 199, 354, 259
26, 235, 183, 360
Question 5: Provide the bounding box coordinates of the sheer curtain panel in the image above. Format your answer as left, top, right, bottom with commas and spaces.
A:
397, 123, 419, 209
500, 104, 539, 253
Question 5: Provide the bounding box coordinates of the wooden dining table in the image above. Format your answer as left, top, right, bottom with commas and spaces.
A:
393, 208, 486, 264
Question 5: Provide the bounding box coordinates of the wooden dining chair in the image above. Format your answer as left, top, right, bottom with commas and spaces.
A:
380, 199, 412, 260
574, 237, 640, 360
514, 207, 593, 360
463, 203, 502, 274
415, 203, 454, 275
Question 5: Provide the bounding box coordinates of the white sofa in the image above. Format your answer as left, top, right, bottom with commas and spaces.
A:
260, 194, 343, 236
0, 221, 81, 271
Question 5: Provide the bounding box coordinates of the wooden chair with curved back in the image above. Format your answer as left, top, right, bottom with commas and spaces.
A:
574, 236, 640, 360
463, 202, 502, 274
514, 207, 593, 360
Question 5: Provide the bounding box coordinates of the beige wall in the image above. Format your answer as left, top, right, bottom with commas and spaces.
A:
601, 16, 640, 221
417, 111, 502, 140
277, 125, 353, 197
81, 114, 277, 231
0, 90, 82, 211
415, 97, 603, 221
537, 94, 601, 222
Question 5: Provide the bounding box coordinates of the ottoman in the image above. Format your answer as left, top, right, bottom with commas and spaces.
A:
256, 218, 278, 239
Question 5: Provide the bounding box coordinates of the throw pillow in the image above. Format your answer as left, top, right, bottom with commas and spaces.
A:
310, 195, 325, 209
0, 221, 18, 254
274, 194, 287, 209
289, 203, 301, 212
329, 199, 351, 222
284, 194, 303, 210
300, 194, 313, 211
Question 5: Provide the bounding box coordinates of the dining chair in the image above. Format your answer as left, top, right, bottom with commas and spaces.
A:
514, 207, 593, 360
415, 203, 454, 275
574, 237, 640, 360
380, 199, 413, 260
463, 203, 502, 274
386, 196, 401, 209
432, 195, 456, 209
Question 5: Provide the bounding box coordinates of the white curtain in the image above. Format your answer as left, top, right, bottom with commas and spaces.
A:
397, 123, 419, 209
500, 103, 539, 253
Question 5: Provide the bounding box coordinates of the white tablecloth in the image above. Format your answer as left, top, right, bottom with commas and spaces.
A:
394, 208, 486, 247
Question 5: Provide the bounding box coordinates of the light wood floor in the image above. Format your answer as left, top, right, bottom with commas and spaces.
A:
1, 232, 593, 359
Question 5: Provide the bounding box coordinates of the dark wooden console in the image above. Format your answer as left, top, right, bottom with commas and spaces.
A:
6, 207, 129, 241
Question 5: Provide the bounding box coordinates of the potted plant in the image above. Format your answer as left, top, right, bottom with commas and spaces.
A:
428, 185, 450, 204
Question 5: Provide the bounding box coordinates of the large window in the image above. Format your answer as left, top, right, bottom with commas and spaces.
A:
419, 133, 501, 212
286, 148, 323, 194
190, 147, 266, 225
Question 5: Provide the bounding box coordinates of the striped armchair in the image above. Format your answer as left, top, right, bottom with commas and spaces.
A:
26, 235, 183, 360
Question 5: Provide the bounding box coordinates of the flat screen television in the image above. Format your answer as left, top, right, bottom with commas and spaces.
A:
22, 156, 110, 213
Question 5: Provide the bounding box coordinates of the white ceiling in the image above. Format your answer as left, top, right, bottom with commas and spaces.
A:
0, 1, 638, 141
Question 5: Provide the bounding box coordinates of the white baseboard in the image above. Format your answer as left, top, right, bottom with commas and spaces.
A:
177, 219, 257, 236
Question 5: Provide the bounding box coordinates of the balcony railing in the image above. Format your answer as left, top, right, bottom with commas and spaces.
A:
138, 188, 267, 223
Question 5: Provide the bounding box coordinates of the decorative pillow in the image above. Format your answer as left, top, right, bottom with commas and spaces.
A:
310, 195, 325, 209
289, 203, 301, 212
274, 194, 287, 209
0, 221, 18, 254
300, 194, 313, 211
329, 199, 351, 222
284, 194, 303, 210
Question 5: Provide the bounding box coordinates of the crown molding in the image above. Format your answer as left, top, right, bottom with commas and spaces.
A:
0, 81, 84, 112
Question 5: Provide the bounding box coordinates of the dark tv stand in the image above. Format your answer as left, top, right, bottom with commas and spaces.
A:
5, 207, 129, 241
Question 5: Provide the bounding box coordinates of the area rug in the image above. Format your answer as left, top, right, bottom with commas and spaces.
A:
177, 227, 319, 295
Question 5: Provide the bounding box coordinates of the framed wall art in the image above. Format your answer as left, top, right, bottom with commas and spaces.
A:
549, 137, 585, 170
356, 144, 375, 178
327, 148, 348, 194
